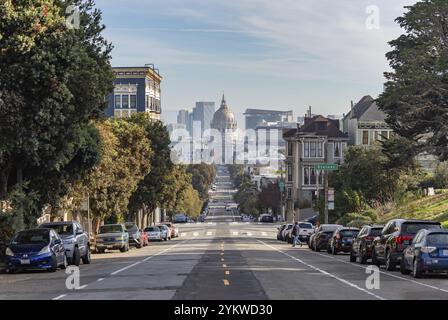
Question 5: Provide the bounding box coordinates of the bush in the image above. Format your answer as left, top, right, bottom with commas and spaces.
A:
336, 209, 378, 227
442, 221, 448, 229
434, 162, 448, 189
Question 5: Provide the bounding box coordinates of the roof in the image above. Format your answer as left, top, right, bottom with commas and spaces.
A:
282, 115, 348, 139
344, 95, 387, 122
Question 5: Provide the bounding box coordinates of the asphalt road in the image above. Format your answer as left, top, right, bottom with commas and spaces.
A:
2, 166, 448, 300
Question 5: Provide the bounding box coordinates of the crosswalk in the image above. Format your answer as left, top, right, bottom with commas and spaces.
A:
176, 229, 276, 238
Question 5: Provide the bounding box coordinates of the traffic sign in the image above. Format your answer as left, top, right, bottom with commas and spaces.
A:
278, 181, 285, 192
314, 163, 339, 171
328, 202, 335, 210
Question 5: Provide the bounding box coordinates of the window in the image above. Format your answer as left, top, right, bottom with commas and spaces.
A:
287, 142, 293, 156
130, 95, 136, 108
303, 141, 323, 158
362, 130, 369, 145
303, 165, 324, 186
287, 188, 292, 199
287, 164, 293, 182
334, 142, 344, 158
381, 131, 389, 140
145, 95, 149, 109
114, 95, 121, 108
122, 95, 129, 108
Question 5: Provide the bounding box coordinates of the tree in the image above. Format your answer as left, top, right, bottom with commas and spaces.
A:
127, 114, 173, 225
186, 163, 216, 200
378, 0, 448, 160
70, 119, 151, 232
259, 182, 281, 215
434, 161, 448, 188
0, 0, 114, 230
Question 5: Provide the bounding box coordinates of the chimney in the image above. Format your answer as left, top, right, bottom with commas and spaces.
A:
308, 106, 312, 118
350, 100, 354, 109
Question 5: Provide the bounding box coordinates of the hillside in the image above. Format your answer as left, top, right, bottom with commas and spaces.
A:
378, 191, 448, 226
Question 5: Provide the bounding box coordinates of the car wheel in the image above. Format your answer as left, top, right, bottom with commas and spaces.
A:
413, 258, 422, 278
48, 255, 58, 272
332, 246, 337, 255
72, 247, 81, 266
96, 248, 105, 254
60, 254, 68, 269
120, 245, 127, 253
82, 247, 91, 264
350, 250, 357, 263
372, 249, 381, 267
360, 246, 368, 264
6, 268, 16, 274
136, 242, 142, 249
400, 258, 411, 275
327, 246, 331, 254
385, 250, 395, 271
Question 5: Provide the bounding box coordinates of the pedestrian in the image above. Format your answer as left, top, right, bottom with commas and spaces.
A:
291, 222, 302, 247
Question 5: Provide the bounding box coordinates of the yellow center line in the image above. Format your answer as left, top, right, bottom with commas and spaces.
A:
223, 279, 230, 286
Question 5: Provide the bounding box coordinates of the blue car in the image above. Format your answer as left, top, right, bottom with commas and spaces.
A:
401, 229, 448, 278
5, 228, 67, 273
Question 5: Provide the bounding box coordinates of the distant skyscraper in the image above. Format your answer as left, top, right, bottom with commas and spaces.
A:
193, 102, 215, 135
177, 109, 189, 125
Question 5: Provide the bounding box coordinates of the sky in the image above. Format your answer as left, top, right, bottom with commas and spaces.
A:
95, 0, 418, 127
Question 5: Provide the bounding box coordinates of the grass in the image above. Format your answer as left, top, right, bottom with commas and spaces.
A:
378, 191, 448, 224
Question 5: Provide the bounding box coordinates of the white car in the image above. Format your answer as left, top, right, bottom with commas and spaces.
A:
144, 226, 163, 241
282, 224, 293, 242
157, 225, 171, 241
286, 222, 315, 243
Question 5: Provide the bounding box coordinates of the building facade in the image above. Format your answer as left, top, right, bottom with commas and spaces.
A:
194, 102, 215, 135
283, 115, 348, 222
211, 94, 237, 164
244, 109, 293, 130
106, 66, 162, 119
342, 95, 392, 146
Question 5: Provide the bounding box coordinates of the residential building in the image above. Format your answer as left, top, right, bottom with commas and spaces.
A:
244, 109, 293, 130
106, 65, 162, 119
342, 95, 392, 146
283, 113, 348, 222
193, 102, 215, 135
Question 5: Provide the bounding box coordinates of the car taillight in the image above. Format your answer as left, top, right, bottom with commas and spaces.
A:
395, 236, 413, 244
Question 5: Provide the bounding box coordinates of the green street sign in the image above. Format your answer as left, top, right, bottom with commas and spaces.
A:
278, 181, 285, 191
314, 163, 339, 171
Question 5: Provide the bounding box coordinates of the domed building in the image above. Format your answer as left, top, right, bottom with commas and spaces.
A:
211, 94, 238, 164
211, 94, 237, 132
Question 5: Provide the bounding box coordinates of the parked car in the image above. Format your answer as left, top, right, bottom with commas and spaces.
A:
372, 219, 442, 271
277, 224, 287, 240
162, 223, 179, 238
282, 224, 293, 243
157, 225, 171, 241
173, 214, 188, 223
401, 229, 448, 278
95, 224, 129, 253
5, 228, 67, 273
259, 214, 274, 223
124, 222, 144, 249
144, 226, 163, 241
310, 224, 342, 251
294, 222, 315, 243
328, 227, 360, 255
39, 221, 91, 266
350, 225, 384, 263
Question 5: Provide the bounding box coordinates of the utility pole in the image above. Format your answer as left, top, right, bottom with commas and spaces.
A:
324, 171, 329, 224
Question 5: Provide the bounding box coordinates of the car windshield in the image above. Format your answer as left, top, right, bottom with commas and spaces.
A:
299, 223, 313, 229
41, 224, 73, 236
12, 230, 49, 245
145, 227, 159, 232
99, 225, 123, 234
401, 223, 441, 235
427, 233, 448, 246
125, 224, 138, 232
286, 225, 292, 230
340, 230, 359, 237
369, 228, 383, 237
157, 225, 166, 230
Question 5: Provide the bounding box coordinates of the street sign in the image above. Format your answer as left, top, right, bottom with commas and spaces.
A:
328, 188, 334, 202
314, 163, 339, 171
328, 202, 335, 210
278, 181, 285, 192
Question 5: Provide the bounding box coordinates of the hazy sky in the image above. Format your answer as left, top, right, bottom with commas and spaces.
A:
95, 0, 417, 126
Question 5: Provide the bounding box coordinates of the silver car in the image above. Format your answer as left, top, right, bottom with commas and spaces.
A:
157, 225, 171, 241
39, 221, 91, 266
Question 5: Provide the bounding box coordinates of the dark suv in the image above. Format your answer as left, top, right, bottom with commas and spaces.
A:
350, 225, 384, 264
328, 227, 360, 255
372, 219, 442, 271
311, 224, 342, 252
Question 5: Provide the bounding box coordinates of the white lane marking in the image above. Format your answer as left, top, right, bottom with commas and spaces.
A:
193, 232, 199, 237
262, 232, 267, 236
206, 231, 213, 236
257, 239, 386, 300
76, 285, 87, 290
312, 251, 448, 294
232, 231, 239, 236
97, 278, 104, 282
247, 232, 252, 237
110, 261, 142, 275
180, 233, 187, 237
52, 294, 66, 300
